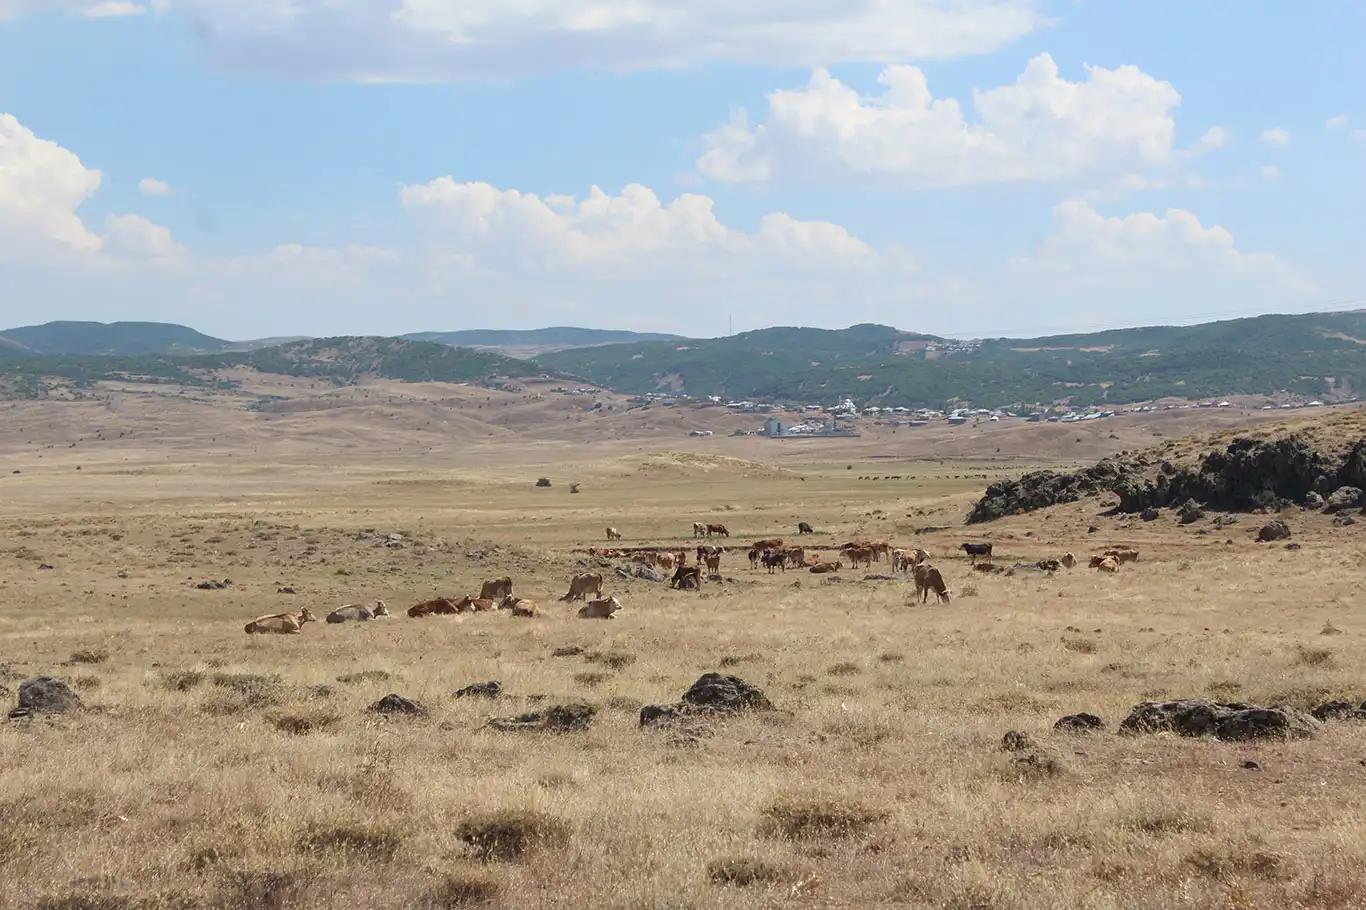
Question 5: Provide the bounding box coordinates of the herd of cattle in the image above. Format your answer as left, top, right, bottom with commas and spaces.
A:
240, 522, 1140, 635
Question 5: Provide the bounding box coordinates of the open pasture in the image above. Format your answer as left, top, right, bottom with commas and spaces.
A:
3, 415, 1366, 909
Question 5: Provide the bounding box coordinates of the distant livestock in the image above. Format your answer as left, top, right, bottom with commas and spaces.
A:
671, 566, 703, 590
479, 577, 515, 601
408, 598, 461, 618
606, 527, 623, 541
326, 601, 389, 623
578, 596, 622, 619
913, 564, 951, 603
961, 542, 993, 563
560, 572, 605, 602
797, 522, 814, 535
245, 608, 318, 634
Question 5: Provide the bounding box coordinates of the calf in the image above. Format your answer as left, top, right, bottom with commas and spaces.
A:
244, 608, 317, 634
704, 552, 722, 574
797, 522, 814, 535
560, 572, 605, 602
809, 561, 842, 574
578, 596, 622, 619
502, 595, 539, 617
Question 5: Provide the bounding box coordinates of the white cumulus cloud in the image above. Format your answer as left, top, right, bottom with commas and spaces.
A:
1260, 127, 1290, 148
697, 54, 1185, 189
104, 214, 183, 259
0, 112, 104, 258
101, 0, 1047, 81
139, 177, 173, 196
1326, 114, 1349, 131
83, 1, 146, 16
400, 179, 880, 272
0, 0, 141, 18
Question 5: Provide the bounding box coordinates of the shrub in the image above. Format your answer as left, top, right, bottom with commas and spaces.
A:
454, 809, 570, 862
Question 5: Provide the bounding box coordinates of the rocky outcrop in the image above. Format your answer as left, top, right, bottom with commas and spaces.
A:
1119, 698, 1318, 741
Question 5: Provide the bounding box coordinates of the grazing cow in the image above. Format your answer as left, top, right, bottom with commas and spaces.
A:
693, 522, 707, 538
809, 561, 842, 574
408, 598, 461, 618
913, 564, 951, 603
783, 547, 805, 569
706, 524, 730, 538
704, 552, 722, 575
961, 542, 993, 563
560, 572, 605, 602
697, 545, 722, 565
1061, 552, 1077, 569
578, 596, 622, 619
1096, 556, 1120, 573
1104, 548, 1139, 564
870, 541, 892, 562
670, 565, 703, 590
502, 595, 539, 617
842, 545, 875, 568
326, 601, 389, 623
479, 577, 514, 602
798, 522, 814, 535
606, 527, 623, 541
244, 608, 318, 634
762, 551, 787, 574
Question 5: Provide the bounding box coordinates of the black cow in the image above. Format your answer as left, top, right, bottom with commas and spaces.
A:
797, 522, 814, 535
697, 545, 722, 564
670, 565, 703, 590
961, 542, 993, 563
762, 551, 787, 574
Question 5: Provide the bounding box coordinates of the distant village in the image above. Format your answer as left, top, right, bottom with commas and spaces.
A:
544, 386, 1350, 439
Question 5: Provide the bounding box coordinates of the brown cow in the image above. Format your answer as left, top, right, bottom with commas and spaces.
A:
1060, 552, 1077, 569
697, 544, 722, 564
809, 561, 842, 574
408, 598, 461, 618
752, 538, 784, 552
869, 541, 891, 562
606, 527, 623, 541
913, 564, 951, 603
578, 595, 622, 619
670, 565, 703, 589
502, 595, 539, 617
479, 577, 514, 601
706, 524, 730, 538
704, 552, 722, 574
559, 572, 604, 602
451, 595, 497, 613
1104, 548, 1139, 564
843, 545, 875, 568
1096, 556, 1120, 573
656, 552, 677, 571
783, 547, 805, 569
244, 608, 317, 634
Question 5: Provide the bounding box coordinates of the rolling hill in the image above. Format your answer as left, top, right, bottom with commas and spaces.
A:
402, 326, 682, 358
0, 337, 552, 398
535, 312, 1366, 409
0, 321, 230, 356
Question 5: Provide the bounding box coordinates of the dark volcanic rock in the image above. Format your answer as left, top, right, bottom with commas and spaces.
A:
1176, 499, 1205, 524
1334, 514, 1357, 527
639, 704, 681, 727
1326, 486, 1363, 514
17, 676, 81, 714
1054, 713, 1105, 733
681, 674, 773, 712
368, 694, 428, 716
1256, 520, 1292, 542
455, 681, 503, 699
1305, 491, 1325, 510
1119, 698, 1317, 740
488, 703, 596, 733
1140, 507, 1160, 522
1311, 700, 1366, 722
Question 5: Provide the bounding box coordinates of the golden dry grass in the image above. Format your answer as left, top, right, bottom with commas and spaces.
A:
3, 387, 1366, 908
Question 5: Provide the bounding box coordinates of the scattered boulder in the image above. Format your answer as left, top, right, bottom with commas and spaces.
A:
1176, 499, 1205, 525
367, 694, 428, 716
639, 704, 681, 728
1212, 514, 1237, 527
1140, 508, 1160, 522
1053, 713, 1105, 733
1325, 486, 1363, 514
455, 681, 503, 699
15, 676, 81, 714
1305, 491, 1325, 510
1256, 520, 1292, 542
488, 703, 596, 733
195, 579, 233, 590
1119, 698, 1318, 740
1311, 700, 1366, 722
1334, 514, 1357, 527
1000, 730, 1035, 752
681, 674, 773, 713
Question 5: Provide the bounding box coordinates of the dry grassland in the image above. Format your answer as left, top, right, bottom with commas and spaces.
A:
3, 388, 1366, 909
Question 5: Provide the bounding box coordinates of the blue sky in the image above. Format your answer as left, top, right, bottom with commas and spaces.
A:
1, 1, 1362, 340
